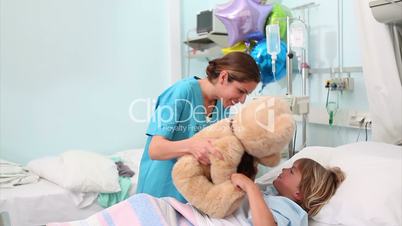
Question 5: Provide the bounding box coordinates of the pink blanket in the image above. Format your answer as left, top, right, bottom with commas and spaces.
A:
47, 193, 198, 226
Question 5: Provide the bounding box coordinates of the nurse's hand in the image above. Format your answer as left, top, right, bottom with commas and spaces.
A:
188, 137, 223, 165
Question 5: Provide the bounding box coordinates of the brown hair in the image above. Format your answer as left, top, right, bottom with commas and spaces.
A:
206, 52, 260, 84
237, 152, 257, 180
296, 158, 345, 216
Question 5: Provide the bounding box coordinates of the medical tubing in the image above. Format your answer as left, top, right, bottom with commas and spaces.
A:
365, 121, 369, 141
329, 111, 334, 126
272, 55, 277, 81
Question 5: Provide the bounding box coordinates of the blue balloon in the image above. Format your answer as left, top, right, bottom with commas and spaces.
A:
250, 39, 287, 90
244, 31, 264, 42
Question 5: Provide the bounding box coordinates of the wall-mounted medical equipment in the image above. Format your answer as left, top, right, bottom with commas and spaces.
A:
324, 76, 354, 126
325, 88, 339, 127
324, 77, 354, 92
324, 77, 354, 126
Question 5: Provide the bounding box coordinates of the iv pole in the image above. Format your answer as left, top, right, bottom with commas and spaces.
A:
260, 1, 317, 158
286, 16, 295, 158
285, 3, 315, 158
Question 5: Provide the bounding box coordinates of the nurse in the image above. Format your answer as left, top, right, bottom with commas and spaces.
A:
136, 52, 260, 202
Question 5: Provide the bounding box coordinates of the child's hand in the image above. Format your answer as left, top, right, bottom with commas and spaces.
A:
231, 173, 254, 192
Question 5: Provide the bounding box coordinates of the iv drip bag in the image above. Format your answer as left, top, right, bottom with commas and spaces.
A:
266, 24, 281, 79
289, 20, 307, 58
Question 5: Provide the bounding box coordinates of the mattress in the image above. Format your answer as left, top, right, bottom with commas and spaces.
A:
0, 148, 144, 226
0, 179, 104, 226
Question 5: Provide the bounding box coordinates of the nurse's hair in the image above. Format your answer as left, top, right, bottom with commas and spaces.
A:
296, 158, 345, 216
206, 52, 260, 84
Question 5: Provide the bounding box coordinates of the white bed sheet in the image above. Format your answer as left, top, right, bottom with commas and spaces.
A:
309, 219, 349, 226
0, 179, 103, 226
0, 148, 144, 226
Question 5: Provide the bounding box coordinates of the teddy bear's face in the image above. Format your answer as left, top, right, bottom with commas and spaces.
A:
232, 97, 294, 166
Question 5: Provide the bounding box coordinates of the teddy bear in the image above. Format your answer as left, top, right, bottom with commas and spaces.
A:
172, 96, 295, 218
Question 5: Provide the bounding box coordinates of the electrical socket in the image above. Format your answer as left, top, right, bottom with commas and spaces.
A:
349, 111, 372, 128
342, 77, 354, 90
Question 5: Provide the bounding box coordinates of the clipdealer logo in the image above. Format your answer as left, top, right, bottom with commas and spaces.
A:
128, 98, 275, 132
254, 98, 275, 133
128, 98, 231, 124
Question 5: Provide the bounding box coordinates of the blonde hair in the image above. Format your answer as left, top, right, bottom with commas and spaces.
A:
296, 158, 345, 216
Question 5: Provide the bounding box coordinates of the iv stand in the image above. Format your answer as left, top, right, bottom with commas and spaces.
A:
285, 15, 310, 158
286, 16, 295, 158
262, 2, 317, 158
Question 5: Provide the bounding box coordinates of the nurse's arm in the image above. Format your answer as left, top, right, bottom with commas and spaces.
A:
149, 135, 219, 165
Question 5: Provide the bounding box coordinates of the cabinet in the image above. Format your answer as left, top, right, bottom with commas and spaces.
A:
184, 33, 229, 51
184, 32, 228, 58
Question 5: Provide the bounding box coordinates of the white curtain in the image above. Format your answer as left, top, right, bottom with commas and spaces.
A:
354, 0, 402, 144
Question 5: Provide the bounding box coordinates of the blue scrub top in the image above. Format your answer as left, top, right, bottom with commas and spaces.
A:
136, 76, 229, 202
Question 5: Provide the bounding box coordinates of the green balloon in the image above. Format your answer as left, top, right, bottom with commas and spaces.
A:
267, 4, 292, 41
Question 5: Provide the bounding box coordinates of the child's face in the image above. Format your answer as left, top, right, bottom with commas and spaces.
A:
273, 161, 303, 202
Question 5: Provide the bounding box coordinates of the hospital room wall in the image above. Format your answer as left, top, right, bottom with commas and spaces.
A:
180, 0, 371, 148
0, 0, 172, 164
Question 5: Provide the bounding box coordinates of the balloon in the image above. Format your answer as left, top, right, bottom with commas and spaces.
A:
250, 38, 287, 90
215, 0, 273, 46
267, 4, 292, 41
244, 31, 264, 41
221, 41, 247, 55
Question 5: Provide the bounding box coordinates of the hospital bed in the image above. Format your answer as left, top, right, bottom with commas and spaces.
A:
0, 148, 144, 226
256, 141, 402, 226
2, 142, 401, 226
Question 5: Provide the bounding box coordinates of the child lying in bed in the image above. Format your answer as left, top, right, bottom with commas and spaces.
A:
231, 158, 345, 226
47, 158, 344, 226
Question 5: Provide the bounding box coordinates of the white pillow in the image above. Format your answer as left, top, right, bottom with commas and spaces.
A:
256, 142, 402, 226
111, 148, 144, 176
27, 150, 120, 193
109, 148, 144, 193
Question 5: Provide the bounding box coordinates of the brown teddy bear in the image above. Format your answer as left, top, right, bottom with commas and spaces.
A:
172, 96, 295, 218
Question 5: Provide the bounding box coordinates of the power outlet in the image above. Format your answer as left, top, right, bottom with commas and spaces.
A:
342, 77, 354, 90
349, 111, 372, 128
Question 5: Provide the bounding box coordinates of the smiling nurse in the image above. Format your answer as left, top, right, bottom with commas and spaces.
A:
136, 52, 260, 202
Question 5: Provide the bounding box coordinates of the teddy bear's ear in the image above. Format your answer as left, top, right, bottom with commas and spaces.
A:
258, 152, 281, 167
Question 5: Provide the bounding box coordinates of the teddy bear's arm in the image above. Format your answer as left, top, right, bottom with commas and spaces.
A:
172, 154, 245, 218
172, 132, 250, 218
197, 180, 245, 218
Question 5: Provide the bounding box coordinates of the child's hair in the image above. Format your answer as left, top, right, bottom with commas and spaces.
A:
296, 158, 345, 216
206, 52, 260, 84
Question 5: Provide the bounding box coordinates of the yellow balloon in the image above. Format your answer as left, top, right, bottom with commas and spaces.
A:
221, 41, 247, 55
